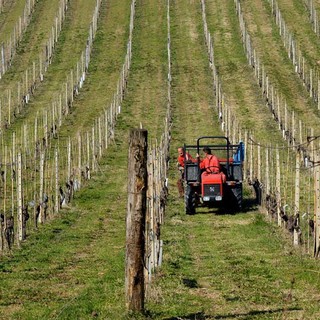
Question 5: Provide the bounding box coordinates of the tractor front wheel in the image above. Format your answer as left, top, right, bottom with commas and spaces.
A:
185, 184, 196, 215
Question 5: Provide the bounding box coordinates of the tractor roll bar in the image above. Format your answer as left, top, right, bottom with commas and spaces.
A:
197, 136, 231, 175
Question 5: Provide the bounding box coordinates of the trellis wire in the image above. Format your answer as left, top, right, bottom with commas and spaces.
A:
0, 0, 136, 254
234, 0, 315, 165
0, 0, 38, 79
144, 0, 172, 291
201, 0, 315, 254
0, 0, 70, 130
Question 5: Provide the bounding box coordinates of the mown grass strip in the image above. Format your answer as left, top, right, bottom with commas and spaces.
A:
146, 1, 320, 319
0, 0, 99, 145
0, 0, 168, 317
0, 0, 62, 86
0, 148, 128, 318
121, 0, 168, 141
203, 0, 281, 144
56, 0, 132, 137
0, 0, 31, 44
270, 0, 320, 64
238, 0, 320, 126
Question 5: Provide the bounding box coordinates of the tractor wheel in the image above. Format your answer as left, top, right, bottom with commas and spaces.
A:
231, 185, 243, 212
185, 184, 196, 215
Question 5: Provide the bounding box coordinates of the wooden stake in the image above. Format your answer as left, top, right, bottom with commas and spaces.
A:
294, 152, 300, 246
276, 147, 281, 227
55, 148, 59, 213
125, 129, 147, 312
39, 151, 45, 224
314, 153, 320, 257
17, 153, 23, 242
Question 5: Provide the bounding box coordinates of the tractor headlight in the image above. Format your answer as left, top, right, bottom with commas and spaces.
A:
215, 196, 222, 201
203, 196, 210, 201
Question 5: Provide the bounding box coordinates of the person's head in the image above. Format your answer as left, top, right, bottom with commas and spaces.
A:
178, 147, 184, 156
203, 147, 212, 155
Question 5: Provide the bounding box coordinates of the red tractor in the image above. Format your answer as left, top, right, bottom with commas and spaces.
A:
182, 136, 244, 214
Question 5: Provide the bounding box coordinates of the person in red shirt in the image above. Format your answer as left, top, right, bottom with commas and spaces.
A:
197, 147, 220, 174
177, 147, 194, 168
177, 147, 195, 197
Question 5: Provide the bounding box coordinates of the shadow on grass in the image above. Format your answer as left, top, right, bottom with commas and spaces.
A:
162, 307, 302, 319
241, 196, 259, 213
182, 278, 198, 288
192, 196, 258, 216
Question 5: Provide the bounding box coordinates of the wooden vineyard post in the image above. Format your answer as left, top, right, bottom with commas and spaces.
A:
284, 102, 288, 140
39, 151, 45, 224
265, 148, 270, 217
17, 153, 23, 243
294, 152, 300, 246
243, 131, 248, 181
125, 129, 148, 313
78, 133, 81, 187
10, 148, 14, 220
86, 131, 90, 179
105, 110, 108, 150
276, 147, 281, 227
310, 128, 315, 166
291, 111, 295, 147
98, 117, 102, 158
91, 126, 95, 172
55, 148, 59, 214
314, 153, 320, 257
67, 138, 71, 180
257, 144, 261, 182
4, 146, 7, 205
8, 89, 11, 125
249, 134, 253, 182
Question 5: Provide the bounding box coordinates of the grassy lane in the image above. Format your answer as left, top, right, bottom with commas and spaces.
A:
0, 0, 62, 87
0, 0, 26, 43
0, 0, 168, 318
0, 0, 98, 144
314, 1, 320, 12
145, 1, 320, 319
238, 0, 320, 128
51, 0, 132, 138
204, 0, 281, 143
120, 0, 167, 140
169, 0, 216, 147
271, 0, 320, 65
3, 1, 320, 320
150, 206, 320, 318
0, 146, 129, 319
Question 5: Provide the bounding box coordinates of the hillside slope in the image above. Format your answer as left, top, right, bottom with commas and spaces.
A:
1, 0, 320, 319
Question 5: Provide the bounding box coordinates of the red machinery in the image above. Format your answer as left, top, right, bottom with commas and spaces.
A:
183, 136, 244, 214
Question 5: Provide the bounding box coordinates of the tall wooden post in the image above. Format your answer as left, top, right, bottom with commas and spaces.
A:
39, 151, 45, 224
125, 129, 148, 312
55, 148, 59, 214
276, 147, 281, 227
294, 152, 300, 246
314, 153, 320, 257
17, 153, 23, 243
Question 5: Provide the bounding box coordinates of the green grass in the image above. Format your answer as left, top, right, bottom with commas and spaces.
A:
0, 0, 27, 44
2, 0, 320, 319
0, 0, 98, 147
146, 205, 320, 319
238, 0, 320, 126
121, 0, 168, 141
0, 146, 128, 319
0, 0, 63, 87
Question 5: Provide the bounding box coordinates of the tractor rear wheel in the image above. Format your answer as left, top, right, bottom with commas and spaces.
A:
231, 185, 243, 211
185, 184, 196, 215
